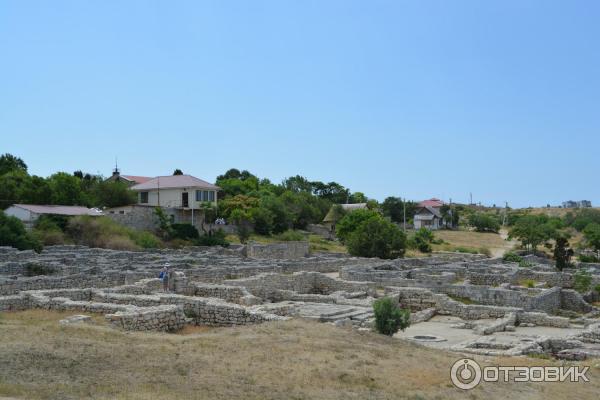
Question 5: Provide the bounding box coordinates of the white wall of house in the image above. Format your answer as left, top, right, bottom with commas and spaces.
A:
135, 188, 217, 209
4, 206, 38, 228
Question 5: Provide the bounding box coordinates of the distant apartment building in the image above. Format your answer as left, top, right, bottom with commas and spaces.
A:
562, 200, 592, 208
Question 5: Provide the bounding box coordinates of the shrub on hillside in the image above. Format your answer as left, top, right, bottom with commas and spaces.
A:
503, 251, 523, 263
197, 229, 229, 247
66, 216, 162, 250
573, 270, 592, 293
346, 217, 406, 259
0, 211, 42, 252
372, 297, 410, 336
518, 259, 534, 268
579, 254, 599, 263
275, 230, 306, 241
408, 228, 434, 253
170, 223, 200, 241
31, 215, 67, 245
131, 231, 163, 249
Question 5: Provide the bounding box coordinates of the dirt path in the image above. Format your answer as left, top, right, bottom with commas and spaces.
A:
492, 228, 518, 258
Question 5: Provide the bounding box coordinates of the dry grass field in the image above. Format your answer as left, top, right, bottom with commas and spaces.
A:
1, 310, 599, 400
432, 229, 516, 258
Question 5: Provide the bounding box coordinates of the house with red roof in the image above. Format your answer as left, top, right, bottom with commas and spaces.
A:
414, 198, 445, 230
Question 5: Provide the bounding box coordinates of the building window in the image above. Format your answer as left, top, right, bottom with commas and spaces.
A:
196, 190, 216, 202
140, 192, 149, 203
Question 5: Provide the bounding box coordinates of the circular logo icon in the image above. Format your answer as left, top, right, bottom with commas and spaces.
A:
450, 358, 482, 390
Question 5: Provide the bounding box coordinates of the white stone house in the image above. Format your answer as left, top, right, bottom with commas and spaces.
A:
130, 175, 219, 209
104, 175, 220, 229
4, 204, 103, 229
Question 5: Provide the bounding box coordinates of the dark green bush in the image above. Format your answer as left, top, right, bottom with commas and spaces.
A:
197, 229, 229, 247
410, 228, 435, 253
24, 262, 55, 277
579, 254, 599, 263
373, 297, 410, 336
275, 230, 305, 241
346, 217, 406, 259
503, 251, 523, 263
170, 223, 199, 241
573, 270, 592, 293
0, 211, 42, 252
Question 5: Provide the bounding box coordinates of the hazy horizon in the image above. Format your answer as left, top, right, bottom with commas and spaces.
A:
2, 1, 598, 208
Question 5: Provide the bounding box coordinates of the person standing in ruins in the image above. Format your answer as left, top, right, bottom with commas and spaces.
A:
159, 264, 170, 292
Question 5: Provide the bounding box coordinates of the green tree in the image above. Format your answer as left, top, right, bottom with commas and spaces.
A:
508, 215, 558, 253
372, 297, 410, 336
199, 202, 218, 235
570, 209, 600, 231
468, 212, 500, 233
0, 170, 30, 209
583, 223, 600, 252
230, 209, 252, 243
261, 195, 293, 234
381, 197, 417, 224
349, 192, 367, 203
91, 180, 136, 208
0, 211, 42, 252
335, 209, 381, 243
311, 181, 350, 204
554, 236, 574, 271
47, 172, 86, 205
281, 175, 314, 193
346, 217, 406, 259
249, 207, 274, 235
173, 169, 183, 175
154, 207, 174, 239
0, 153, 27, 176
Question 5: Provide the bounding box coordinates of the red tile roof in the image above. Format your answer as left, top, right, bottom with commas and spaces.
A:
120, 175, 153, 184
418, 198, 445, 208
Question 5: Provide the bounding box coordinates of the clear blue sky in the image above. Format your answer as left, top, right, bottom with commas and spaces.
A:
1, 1, 598, 208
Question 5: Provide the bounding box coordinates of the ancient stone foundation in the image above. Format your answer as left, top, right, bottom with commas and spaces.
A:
1, 245, 599, 359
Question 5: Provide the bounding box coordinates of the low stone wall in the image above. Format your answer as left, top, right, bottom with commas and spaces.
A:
225, 272, 375, 300
0, 295, 30, 311
246, 241, 310, 259
561, 289, 593, 313
519, 312, 570, 328
104, 205, 159, 231
106, 305, 186, 332
0, 271, 152, 296
307, 224, 333, 239
440, 285, 561, 313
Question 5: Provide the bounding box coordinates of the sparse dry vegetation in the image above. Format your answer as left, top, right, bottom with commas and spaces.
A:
0, 310, 598, 400
432, 229, 515, 257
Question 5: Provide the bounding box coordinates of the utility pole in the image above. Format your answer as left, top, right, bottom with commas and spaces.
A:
469, 192, 473, 205
403, 197, 406, 232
